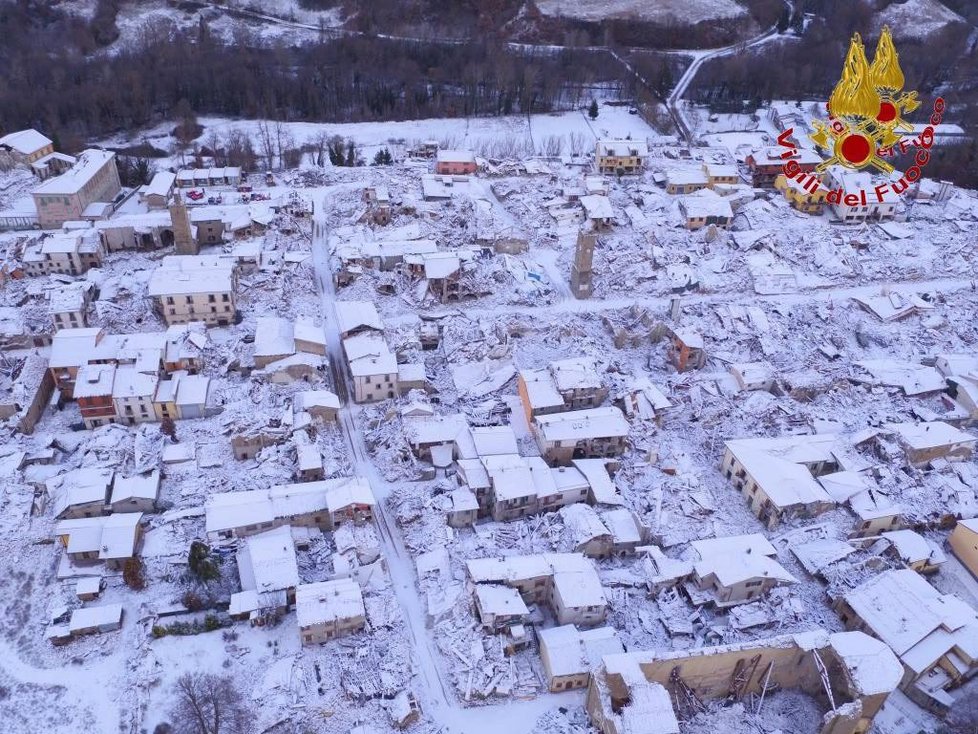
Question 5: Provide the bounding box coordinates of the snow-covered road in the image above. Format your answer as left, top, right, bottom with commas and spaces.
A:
311, 203, 579, 732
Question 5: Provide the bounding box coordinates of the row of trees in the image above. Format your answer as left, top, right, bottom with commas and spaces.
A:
0, 13, 630, 151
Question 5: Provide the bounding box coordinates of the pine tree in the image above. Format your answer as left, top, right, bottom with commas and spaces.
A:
588, 99, 599, 119
188, 540, 221, 584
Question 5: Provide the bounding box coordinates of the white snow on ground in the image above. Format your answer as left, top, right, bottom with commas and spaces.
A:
534, 0, 747, 23
95, 106, 662, 168
877, 0, 966, 39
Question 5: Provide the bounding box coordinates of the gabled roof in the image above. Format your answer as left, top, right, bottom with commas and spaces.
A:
295, 578, 364, 627
0, 128, 51, 155
534, 406, 629, 442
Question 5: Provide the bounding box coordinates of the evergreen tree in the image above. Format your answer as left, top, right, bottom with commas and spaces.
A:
188, 541, 221, 584
588, 99, 599, 119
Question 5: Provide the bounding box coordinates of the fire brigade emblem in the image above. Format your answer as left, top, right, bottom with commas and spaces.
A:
810, 26, 920, 174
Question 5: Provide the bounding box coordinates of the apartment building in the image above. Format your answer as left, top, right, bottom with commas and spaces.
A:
594, 140, 648, 175
721, 434, 839, 529
32, 149, 121, 228
23, 230, 104, 277
147, 255, 238, 327
517, 357, 607, 424
533, 406, 630, 466
295, 579, 366, 644
466, 553, 608, 627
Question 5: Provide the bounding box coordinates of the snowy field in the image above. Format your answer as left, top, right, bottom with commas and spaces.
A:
534, 0, 747, 23
99, 104, 664, 167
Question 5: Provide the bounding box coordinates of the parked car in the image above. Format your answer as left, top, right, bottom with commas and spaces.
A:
187, 189, 204, 201
207, 196, 223, 205
237, 185, 253, 193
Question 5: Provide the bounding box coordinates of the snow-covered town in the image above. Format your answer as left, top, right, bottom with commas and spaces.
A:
2, 2, 978, 734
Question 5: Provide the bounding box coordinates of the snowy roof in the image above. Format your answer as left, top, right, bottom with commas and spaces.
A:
828, 631, 904, 696
449, 487, 479, 513
596, 139, 649, 157
885, 421, 977, 451
749, 146, 822, 167
237, 526, 299, 593
69, 603, 123, 633
0, 128, 52, 155
534, 406, 628, 443
111, 366, 158, 400
844, 569, 978, 674
142, 171, 175, 198
680, 189, 734, 219
422, 252, 460, 279
436, 149, 475, 164
467, 553, 606, 608
600, 508, 642, 545
474, 584, 529, 616
294, 319, 326, 349
580, 194, 614, 220
692, 533, 795, 587
935, 353, 978, 379
322, 476, 376, 513
147, 255, 235, 297
397, 363, 426, 384
549, 357, 602, 392
882, 530, 946, 566
34, 149, 115, 196
482, 454, 534, 501
56, 512, 142, 560
471, 425, 519, 457
671, 326, 703, 348
665, 168, 709, 186
334, 300, 383, 335
855, 360, 946, 395
254, 317, 295, 359
342, 332, 397, 376
572, 459, 622, 505
456, 458, 491, 490
297, 390, 340, 412
724, 434, 838, 508
295, 578, 364, 627
73, 363, 116, 399
48, 282, 90, 314
539, 624, 624, 678
560, 503, 611, 546
519, 368, 565, 410
110, 471, 160, 504
703, 162, 739, 179
40, 231, 86, 255
791, 538, 857, 575
175, 373, 210, 407
404, 413, 470, 447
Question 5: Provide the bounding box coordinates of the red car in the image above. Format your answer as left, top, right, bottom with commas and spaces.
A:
187, 189, 204, 201
237, 185, 253, 193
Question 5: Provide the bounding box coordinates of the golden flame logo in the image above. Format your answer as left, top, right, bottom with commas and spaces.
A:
811, 26, 919, 173
829, 33, 880, 121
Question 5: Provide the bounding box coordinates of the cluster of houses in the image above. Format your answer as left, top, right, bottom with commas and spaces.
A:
205, 477, 376, 640
336, 300, 425, 403
49, 323, 214, 429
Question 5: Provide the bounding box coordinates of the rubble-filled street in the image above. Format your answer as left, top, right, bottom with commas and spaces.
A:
1, 81, 978, 734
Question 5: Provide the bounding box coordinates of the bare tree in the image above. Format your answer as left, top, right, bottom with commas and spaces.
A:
309, 131, 330, 167
170, 673, 249, 734
256, 121, 276, 171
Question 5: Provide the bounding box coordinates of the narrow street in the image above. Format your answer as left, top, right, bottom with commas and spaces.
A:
311, 205, 580, 732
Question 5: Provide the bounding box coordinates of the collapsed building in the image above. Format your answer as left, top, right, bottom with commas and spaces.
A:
586, 629, 904, 734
